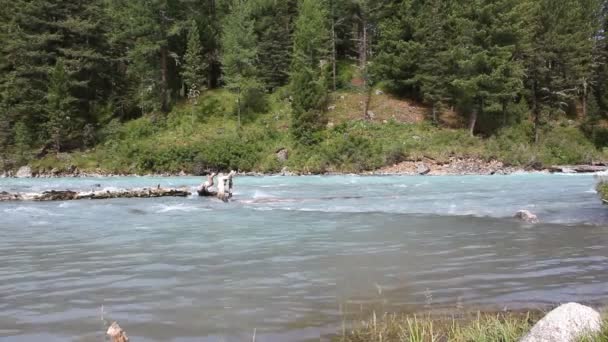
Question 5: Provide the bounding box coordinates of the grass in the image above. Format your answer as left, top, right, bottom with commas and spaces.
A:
338, 311, 608, 342
597, 182, 608, 203
22, 88, 608, 175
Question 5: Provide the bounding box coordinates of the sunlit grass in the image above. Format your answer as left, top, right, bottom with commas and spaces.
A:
337, 311, 536, 342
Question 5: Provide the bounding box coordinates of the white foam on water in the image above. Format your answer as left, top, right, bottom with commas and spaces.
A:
4, 206, 61, 217
253, 190, 274, 199
155, 204, 201, 213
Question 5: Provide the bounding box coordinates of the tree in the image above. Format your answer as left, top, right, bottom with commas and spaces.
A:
221, 0, 260, 128
182, 19, 208, 93
46, 60, 77, 153
106, 0, 188, 113
522, 0, 602, 142
448, 0, 526, 136
252, 0, 297, 90
290, 0, 330, 145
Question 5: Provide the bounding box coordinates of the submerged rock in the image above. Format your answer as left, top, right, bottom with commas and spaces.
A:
521, 303, 601, 342
514, 210, 539, 223
15, 166, 32, 178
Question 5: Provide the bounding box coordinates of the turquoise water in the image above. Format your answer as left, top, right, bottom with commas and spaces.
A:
1, 174, 608, 341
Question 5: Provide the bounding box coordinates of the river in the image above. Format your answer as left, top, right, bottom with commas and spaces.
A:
1, 174, 607, 341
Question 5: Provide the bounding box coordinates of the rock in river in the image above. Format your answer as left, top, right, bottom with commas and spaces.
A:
15, 166, 32, 178
521, 303, 601, 342
514, 210, 539, 223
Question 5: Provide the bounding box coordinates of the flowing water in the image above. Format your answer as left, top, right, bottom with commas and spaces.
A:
1, 174, 608, 341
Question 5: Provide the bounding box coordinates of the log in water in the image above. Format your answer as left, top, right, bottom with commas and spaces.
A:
0, 187, 191, 202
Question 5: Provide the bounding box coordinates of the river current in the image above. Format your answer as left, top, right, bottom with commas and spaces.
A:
1, 174, 608, 341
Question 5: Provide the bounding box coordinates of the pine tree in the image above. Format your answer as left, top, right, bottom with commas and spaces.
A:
252, 0, 297, 90
106, 0, 188, 113
46, 60, 76, 153
522, 0, 602, 142
182, 19, 208, 93
448, 0, 526, 136
221, 0, 260, 129
290, 0, 330, 145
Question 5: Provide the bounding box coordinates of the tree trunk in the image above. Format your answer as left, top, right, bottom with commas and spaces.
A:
532, 81, 540, 144
160, 45, 169, 112
534, 107, 541, 144
469, 109, 477, 137
331, 16, 337, 92
581, 77, 588, 119
502, 100, 507, 126
432, 102, 438, 124
360, 15, 369, 120
237, 87, 242, 129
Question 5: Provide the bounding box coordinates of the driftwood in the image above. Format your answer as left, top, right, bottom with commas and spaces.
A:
197, 171, 236, 202
0, 187, 191, 202
107, 322, 129, 342
1, 171, 237, 202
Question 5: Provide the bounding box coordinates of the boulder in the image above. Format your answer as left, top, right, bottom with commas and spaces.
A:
520, 303, 601, 342
281, 166, 296, 176
515, 210, 539, 223
416, 163, 431, 175
276, 148, 289, 163
15, 166, 32, 178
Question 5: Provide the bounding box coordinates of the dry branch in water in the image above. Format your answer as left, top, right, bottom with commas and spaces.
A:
106, 322, 129, 342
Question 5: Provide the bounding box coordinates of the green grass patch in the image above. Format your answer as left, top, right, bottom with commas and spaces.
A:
21, 90, 608, 175
338, 312, 608, 342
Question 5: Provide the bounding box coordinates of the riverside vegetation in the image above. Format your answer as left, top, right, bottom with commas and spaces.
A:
2, 0, 608, 175
337, 313, 608, 342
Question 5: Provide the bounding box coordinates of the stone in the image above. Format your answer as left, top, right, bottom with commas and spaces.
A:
15, 166, 32, 178
327, 105, 336, 111
276, 148, 289, 163
367, 111, 375, 119
375, 89, 384, 95
515, 210, 539, 223
107, 322, 129, 342
416, 163, 431, 175
281, 166, 295, 176
521, 303, 601, 342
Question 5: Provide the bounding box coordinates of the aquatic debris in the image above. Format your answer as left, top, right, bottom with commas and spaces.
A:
514, 210, 539, 224
0, 187, 191, 202
107, 322, 129, 342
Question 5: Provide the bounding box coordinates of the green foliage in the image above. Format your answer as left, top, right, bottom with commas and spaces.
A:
182, 20, 208, 92
221, 0, 262, 128
46, 60, 77, 152
290, 0, 330, 145
1, 0, 608, 172
339, 312, 536, 342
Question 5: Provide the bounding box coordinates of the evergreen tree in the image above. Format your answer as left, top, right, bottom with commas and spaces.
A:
182, 19, 208, 93
290, 0, 330, 145
252, 0, 297, 90
106, 0, 188, 113
522, 0, 602, 142
449, 0, 526, 136
221, 0, 260, 128
46, 60, 77, 153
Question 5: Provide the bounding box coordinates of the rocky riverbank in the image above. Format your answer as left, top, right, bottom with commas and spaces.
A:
2, 159, 608, 179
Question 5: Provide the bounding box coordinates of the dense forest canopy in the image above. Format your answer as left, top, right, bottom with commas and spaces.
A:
1, 0, 608, 172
